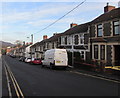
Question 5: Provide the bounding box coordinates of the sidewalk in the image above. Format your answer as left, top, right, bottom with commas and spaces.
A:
68, 65, 120, 82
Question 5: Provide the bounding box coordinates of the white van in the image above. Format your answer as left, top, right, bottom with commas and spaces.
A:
42, 49, 68, 69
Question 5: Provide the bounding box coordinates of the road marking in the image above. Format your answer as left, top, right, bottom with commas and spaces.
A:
4, 64, 12, 98
3, 58, 24, 98
69, 71, 120, 84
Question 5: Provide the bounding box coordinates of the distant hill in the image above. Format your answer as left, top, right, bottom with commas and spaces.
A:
0, 41, 14, 48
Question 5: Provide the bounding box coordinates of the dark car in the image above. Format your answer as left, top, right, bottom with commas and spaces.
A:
30, 58, 42, 65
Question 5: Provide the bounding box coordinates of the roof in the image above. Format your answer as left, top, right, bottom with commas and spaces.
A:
30, 33, 63, 48
62, 22, 90, 36
45, 33, 63, 42
91, 38, 107, 42
91, 7, 120, 24
19, 44, 30, 49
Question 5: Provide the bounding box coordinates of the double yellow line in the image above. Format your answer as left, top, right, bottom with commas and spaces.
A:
3, 59, 24, 98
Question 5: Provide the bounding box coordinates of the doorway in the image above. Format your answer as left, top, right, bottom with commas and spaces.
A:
114, 45, 120, 66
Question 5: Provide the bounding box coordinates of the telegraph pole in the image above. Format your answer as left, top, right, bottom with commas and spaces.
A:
31, 34, 33, 44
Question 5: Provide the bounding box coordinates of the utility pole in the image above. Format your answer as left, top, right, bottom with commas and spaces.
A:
31, 34, 33, 44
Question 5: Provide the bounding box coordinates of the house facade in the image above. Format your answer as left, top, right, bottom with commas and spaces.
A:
89, 5, 120, 66
30, 33, 62, 59
58, 23, 91, 66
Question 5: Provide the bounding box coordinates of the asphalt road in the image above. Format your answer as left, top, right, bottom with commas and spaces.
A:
2, 55, 119, 96
0, 55, 2, 98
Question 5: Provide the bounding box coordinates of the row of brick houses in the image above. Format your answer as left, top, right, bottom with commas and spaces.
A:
10, 4, 120, 70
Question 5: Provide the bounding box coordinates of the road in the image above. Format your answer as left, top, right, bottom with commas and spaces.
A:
2, 55, 119, 97
0, 54, 2, 98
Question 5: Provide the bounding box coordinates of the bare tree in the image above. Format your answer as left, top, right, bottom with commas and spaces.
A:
14, 40, 23, 47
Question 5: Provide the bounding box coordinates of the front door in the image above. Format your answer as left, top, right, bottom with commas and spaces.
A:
114, 45, 120, 66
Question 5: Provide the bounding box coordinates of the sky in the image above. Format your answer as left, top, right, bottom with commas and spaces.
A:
0, 0, 120, 44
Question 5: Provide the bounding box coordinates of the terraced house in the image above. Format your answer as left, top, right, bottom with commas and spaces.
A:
89, 4, 120, 67
30, 33, 62, 59
58, 23, 91, 66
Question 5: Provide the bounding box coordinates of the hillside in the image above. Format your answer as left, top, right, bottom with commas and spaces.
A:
0, 41, 14, 48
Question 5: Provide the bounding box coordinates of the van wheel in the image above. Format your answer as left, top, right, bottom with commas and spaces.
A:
50, 64, 53, 69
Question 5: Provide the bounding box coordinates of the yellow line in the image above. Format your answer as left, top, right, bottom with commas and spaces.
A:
4, 60, 20, 97
3, 59, 24, 98
9, 69, 24, 98
69, 71, 120, 84
4, 64, 12, 98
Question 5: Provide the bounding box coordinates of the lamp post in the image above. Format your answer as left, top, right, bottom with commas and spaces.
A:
26, 34, 33, 44
31, 34, 33, 44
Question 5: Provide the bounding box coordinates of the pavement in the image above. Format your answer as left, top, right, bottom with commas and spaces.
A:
68, 65, 120, 82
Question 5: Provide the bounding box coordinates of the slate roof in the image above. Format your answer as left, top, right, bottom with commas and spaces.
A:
30, 33, 63, 48
91, 7, 120, 24
62, 22, 90, 36
45, 33, 63, 42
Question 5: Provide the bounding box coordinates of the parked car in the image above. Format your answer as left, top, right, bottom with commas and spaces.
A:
30, 58, 42, 65
25, 58, 31, 63
10, 54, 16, 58
19, 57, 26, 62
42, 49, 68, 69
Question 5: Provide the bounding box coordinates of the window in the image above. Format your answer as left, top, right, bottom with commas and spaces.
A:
62, 37, 65, 45
52, 42, 54, 48
94, 45, 98, 59
113, 21, 120, 35
81, 51, 84, 59
74, 35, 79, 45
97, 24, 103, 37
100, 45, 105, 60
58, 37, 61, 45
47, 43, 49, 49
80, 34, 84, 44
65, 37, 67, 45
67, 36, 71, 45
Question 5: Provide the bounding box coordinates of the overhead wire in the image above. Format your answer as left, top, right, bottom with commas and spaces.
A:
32, 0, 86, 35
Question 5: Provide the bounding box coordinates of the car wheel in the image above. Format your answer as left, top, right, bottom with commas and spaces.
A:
41, 64, 44, 68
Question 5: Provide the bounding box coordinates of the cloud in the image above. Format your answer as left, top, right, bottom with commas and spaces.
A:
1, 1, 119, 43
1, 0, 120, 2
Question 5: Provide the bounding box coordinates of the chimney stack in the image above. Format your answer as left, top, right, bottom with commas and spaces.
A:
70, 23, 77, 28
43, 35, 48, 40
53, 33, 57, 36
104, 3, 115, 13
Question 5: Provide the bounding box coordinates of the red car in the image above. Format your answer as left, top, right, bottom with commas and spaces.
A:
30, 58, 42, 65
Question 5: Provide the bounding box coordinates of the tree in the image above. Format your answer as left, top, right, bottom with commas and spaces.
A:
14, 40, 23, 47
1, 48, 6, 55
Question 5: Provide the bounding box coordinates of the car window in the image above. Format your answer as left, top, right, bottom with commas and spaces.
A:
35, 58, 40, 60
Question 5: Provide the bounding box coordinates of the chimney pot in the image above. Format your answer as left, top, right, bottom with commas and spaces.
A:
104, 3, 115, 13
70, 23, 77, 28
43, 35, 48, 40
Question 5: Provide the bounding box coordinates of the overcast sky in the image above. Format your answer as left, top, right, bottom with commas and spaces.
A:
0, 0, 120, 44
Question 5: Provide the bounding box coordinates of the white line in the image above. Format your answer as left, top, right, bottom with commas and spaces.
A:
69, 71, 120, 84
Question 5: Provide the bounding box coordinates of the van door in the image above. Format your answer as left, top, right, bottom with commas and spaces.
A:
55, 51, 68, 66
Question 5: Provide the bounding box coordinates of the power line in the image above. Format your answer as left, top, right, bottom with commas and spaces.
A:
33, 0, 86, 35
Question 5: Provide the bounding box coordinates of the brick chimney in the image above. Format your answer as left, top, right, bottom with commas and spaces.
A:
104, 3, 115, 13
43, 35, 48, 40
70, 23, 77, 28
53, 33, 57, 36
